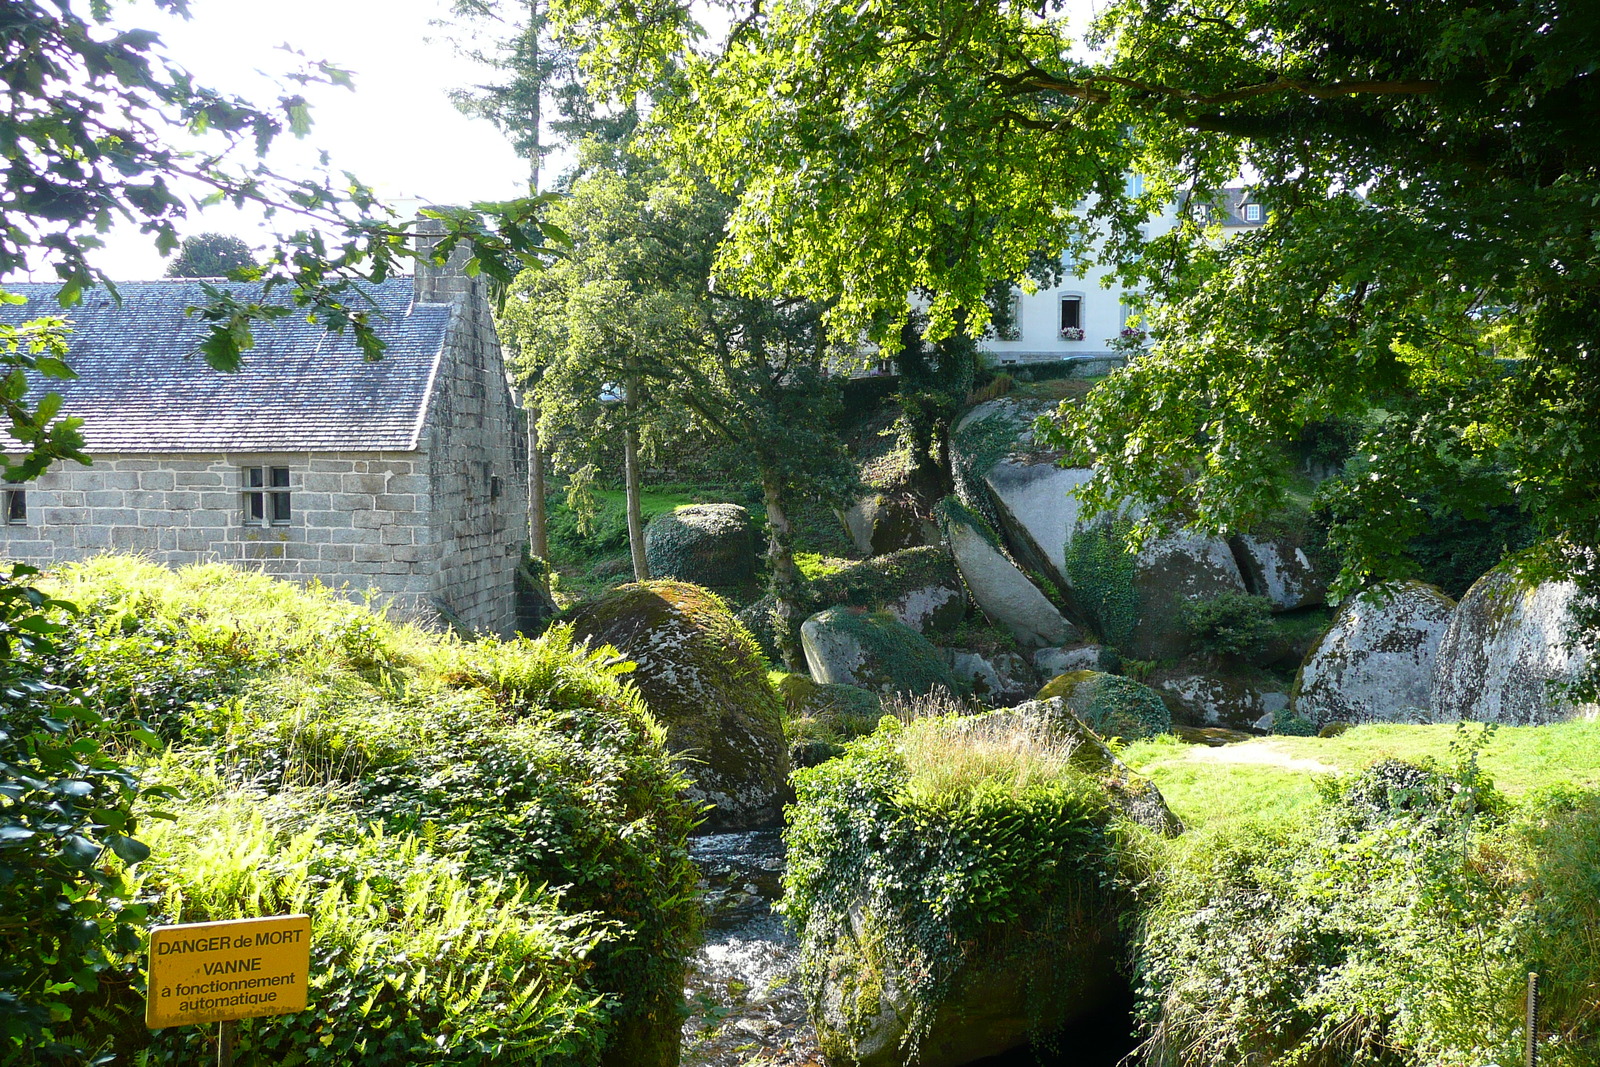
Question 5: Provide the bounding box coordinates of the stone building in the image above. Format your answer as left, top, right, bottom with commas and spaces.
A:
0, 253, 529, 636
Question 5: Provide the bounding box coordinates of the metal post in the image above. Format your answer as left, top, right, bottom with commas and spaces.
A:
218, 1019, 237, 1067
1525, 972, 1540, 1067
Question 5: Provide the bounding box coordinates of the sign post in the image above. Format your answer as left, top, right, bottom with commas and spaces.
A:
146, 915, 311, 1066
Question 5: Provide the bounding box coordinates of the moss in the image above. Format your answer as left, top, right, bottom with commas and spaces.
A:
1037, 670, 1171, 741
571, 581, 790, 828
775, 671, 883, 767
1063, 517, 1140, 648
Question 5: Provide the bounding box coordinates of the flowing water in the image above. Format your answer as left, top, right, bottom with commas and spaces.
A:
681, 829, 1139, 1067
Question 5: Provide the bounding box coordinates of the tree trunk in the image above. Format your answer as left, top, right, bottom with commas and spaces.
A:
624, 374, 649, 582
761, 468, 804, 670
527, 401, 549, 559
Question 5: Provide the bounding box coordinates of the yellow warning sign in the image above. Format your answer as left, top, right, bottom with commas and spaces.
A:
146, 915, 311, 1029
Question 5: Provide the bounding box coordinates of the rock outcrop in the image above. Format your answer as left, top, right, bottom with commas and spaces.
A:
841, 492, 935, 556
569, 581, 790, 829
1293, 580, 1456, 726
1033, 643, 1122, 680
939, 498, 1076, 649
946, 649, 1037, 707
1035, 669, 1172, 740
801, 607, 962, 697
642, 504, 756, 589
1432, 565, 1599, 724
1154, 672, 1288, 732
1230, 529, 1331, 612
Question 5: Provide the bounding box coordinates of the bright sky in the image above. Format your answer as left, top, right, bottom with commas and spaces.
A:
65, 0, 534, 282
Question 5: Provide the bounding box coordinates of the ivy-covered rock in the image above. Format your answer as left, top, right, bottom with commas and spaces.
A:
1035, 669, 1172, 740
738, 546, 965, 658
800, 606, 962, 697
938, 498, 1076, 649
570, 580, 791, 830
643, 503, 757, 589
1064, 519, 1249, 661
1293, 580, 1456, 726
784, 706, 1171, 1067
1432, 564, 1599, 724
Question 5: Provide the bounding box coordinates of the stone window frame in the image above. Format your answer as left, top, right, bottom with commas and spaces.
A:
242, 466, 292, 526
4, 488, 25, 526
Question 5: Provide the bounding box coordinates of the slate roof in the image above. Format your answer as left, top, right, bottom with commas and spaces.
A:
0, 278, 452, 453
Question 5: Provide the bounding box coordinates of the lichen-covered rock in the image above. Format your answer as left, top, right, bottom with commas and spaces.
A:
1432, 565, 1599, 724
738, 546, 965, 660
984, 460, 1095, 590
1035, 670, 1172, 740
801, 607, 962, 697
789, 704, 1174, 1067
841, 492, 936, 556
939, 498, 1076, 649
1293, 580, 1456, 726
643, 503, 757, 589
945, 649, 1037, 707
1068, 520, 1251, 661
1154, 672, 1288, 731
1230, 532, 1331, 612
1033, 643, 1122, 680
570, 581, 790, 830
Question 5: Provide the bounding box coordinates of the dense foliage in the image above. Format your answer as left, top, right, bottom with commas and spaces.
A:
7, 558, 700, 1067
162, 233, 256, 279
1136, 733, 1600, 1067
782, 711, 1146, 1059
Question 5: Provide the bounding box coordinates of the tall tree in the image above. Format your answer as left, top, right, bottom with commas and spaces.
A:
163, 232, 256, 277
551, 0, 1600, 645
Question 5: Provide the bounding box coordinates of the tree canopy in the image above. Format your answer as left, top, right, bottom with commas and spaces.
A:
162, 232, 256, 277
551, 0, 1600, 602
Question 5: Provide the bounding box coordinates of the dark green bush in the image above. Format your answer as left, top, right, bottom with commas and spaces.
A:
1183, 592, 1275, 660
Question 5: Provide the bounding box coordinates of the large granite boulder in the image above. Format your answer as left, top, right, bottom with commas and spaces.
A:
570, 581, 790, 829
1064, 520, 1250, 661
1292, 580, 1456, 726
791, 702, 1176, 1067
1154, 671, 1288, 731
945, 649, 1037, 707
801, 606, 962, 697
1035, 669, 1172, 740
841, 492, 936, 557
643, 504, 756, 588
1230, 531, 1331, 612
738, 546, 966, 661
984, 460, 1095, 590
938, 498, 1076, 649
1432, 565, 1599, 724
1033, 643, 1122, 679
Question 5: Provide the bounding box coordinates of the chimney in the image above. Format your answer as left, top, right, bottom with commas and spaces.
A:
413, 212, 475, 305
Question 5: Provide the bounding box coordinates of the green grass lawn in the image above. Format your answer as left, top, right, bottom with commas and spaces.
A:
1124, 719, 1600, 833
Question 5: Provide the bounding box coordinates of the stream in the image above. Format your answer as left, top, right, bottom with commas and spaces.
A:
681, 830, 1140, 1067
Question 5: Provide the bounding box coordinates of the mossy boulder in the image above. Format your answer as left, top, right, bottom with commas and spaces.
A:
1293, 579, 1455, 726
938, 497, 1076, 649
1035, 669, 1172, 740
570, 580, 791, 830
1152, 671, 1288, 732
738, 546, 965, 659
786, 705, 1174, 1067
841, 491, 936, 556
801, 607, 962, 697
643, 503, 757, 589
1432, 563, 1599, 724
1033, 643, 1122, 680
775, 671, 884, 768
946, 649, 1037, 707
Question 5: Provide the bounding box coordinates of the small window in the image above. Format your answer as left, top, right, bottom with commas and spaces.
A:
1059, 295, 1083, 338
243, 466, 291, 526
490, 475, 502, 500
4, 489, 25, 526
1243, 203, 1263, 222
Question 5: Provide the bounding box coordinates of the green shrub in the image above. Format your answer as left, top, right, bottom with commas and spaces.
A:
1136, 735, 1597, 1067
1182, 591, 1275, 660
783, 713, 1144, 1059
1036, 670, 1170, 740
1062, 518, 1140, 649
18, 558, 700, 1067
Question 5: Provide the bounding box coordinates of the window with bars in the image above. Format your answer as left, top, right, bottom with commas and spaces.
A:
4, 489, 25, 525
243, 466, 291, 525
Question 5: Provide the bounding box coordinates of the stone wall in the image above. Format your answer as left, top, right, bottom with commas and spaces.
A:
0, 451, 439, 617
420, 278, 528, 638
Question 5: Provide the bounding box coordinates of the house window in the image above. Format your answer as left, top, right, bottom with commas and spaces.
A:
243, 466, 291, 525
1059, 295, 1084, 339
1243, 203, 1263, 222
4, 489, 25, 525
